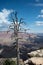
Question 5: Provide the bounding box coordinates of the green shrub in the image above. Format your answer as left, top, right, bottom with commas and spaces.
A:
3, 59, 16, 65
3, 59, 11, 65
35, 54, 40, 57
10, 61, 16, 65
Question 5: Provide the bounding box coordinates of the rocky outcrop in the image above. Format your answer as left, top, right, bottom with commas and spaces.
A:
24, 49, 43, 65
24, 60, 35, 65
24, 57, 43, 65
29, 57, 43, 65
28, 49, 43, 57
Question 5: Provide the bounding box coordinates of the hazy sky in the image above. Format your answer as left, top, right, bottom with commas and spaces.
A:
0, 0, 43, 33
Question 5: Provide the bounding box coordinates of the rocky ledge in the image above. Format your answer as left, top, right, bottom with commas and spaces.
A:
24, 49, 43, 65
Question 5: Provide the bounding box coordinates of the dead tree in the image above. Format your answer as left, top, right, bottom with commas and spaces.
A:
7, 11, 24, 65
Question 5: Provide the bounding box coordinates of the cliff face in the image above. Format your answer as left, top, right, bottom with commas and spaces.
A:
0, 32, 37, 45
0, 31, 39, 45
0, 31, 43, 58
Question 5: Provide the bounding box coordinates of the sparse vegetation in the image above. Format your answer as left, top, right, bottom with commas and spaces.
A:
3, 59, 16, 65
35, 54, 40, 57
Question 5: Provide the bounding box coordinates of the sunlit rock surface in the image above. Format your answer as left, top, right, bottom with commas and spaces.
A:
28, 49, 43, 57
